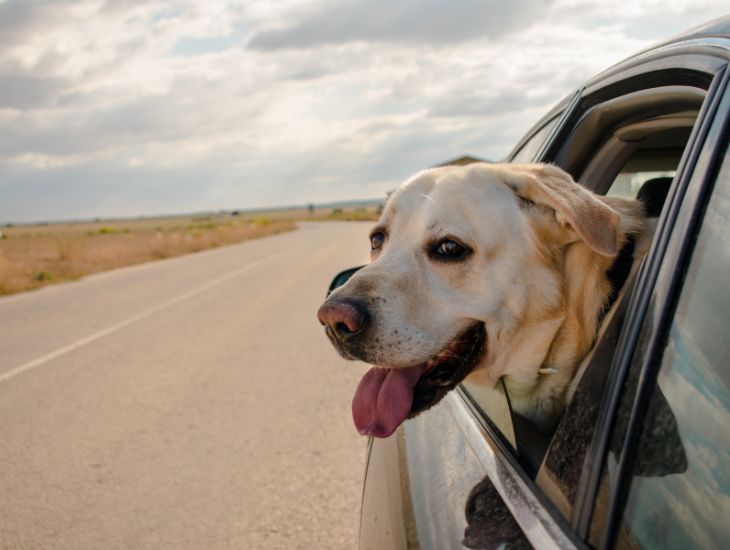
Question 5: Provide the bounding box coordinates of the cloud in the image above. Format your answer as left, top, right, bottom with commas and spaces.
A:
248, 0, 545, 50
427, 92, 545, 119
0, 1, 51, 50
1, 1, 729, 223
0, 68, 70, 109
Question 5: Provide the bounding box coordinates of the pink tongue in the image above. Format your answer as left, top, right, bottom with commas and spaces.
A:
352, 365, 426, 438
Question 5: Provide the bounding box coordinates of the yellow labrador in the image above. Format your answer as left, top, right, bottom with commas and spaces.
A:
317, 163, 651, 438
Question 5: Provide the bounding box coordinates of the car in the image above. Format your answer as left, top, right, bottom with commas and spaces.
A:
325, 15, 730, 550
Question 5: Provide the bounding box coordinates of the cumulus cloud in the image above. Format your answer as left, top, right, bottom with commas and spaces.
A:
0, 0, 729, 222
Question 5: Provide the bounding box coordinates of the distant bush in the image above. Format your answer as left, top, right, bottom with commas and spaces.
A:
188, 222, 218, 231
252, 216, 271, 226
34, 271, 54, 281
92, 227, 130, 235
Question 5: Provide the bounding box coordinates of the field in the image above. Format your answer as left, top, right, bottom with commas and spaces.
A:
0, 203, 382, 296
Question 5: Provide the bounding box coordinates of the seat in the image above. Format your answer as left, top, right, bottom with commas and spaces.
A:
636, 176, 672, 217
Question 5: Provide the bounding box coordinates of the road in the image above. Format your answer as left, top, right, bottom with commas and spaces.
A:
0, 222, 373, 550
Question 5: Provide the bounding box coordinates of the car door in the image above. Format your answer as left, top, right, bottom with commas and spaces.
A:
358, 40, 730, 550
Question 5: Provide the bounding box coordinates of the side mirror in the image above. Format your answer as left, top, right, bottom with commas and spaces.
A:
327, 265, 365, 296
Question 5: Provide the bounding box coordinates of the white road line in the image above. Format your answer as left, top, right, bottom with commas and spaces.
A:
0, 256, 276, 385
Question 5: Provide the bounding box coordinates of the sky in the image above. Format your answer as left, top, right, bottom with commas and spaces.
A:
0, 1, 728, 224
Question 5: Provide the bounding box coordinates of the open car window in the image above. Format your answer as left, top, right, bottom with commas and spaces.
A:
536, 90, 703, 521
459, 82, 708, 529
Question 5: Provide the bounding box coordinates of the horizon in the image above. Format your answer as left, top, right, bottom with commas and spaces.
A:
2, 153, 486, 225
1, 195, 386, 227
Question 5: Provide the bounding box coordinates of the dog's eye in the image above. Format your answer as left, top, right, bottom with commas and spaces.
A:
433, 238, 471, 261
370, 231, 385, 251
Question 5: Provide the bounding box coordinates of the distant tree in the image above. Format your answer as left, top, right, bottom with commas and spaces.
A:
308, 203, 315, 215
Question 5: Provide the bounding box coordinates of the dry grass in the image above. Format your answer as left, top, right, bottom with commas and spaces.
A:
305, 206, 382, 221
0, 201, 383, 296
0, 216, 295, 296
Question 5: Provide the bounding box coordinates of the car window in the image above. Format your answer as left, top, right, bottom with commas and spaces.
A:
462, 84, 707, 523
603, 126, 690, 211
607, 170, 675, 200
509, 115, 560, 163
532, 92, 704, 515
609, 152, 730, 549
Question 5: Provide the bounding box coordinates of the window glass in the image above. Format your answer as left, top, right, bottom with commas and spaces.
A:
509, 116, 560, 163
618, 154, 730, 549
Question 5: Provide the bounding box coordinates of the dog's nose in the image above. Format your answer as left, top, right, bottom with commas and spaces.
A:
317, 299, 368, 339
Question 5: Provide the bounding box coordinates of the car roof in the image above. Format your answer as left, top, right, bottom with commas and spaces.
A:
658, 14, 730, 45
585, 15, 730, 89
507, 15, 730, 162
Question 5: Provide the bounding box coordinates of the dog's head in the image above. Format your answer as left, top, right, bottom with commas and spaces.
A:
317, 163, 620, 437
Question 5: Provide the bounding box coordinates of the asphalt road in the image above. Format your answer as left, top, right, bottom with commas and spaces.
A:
0, 221, 373, 550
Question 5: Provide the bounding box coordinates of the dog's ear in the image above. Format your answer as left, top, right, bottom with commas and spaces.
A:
501, 164, 621, 256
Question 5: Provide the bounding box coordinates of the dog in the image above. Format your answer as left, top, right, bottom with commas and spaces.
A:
317, 163, 652, 438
